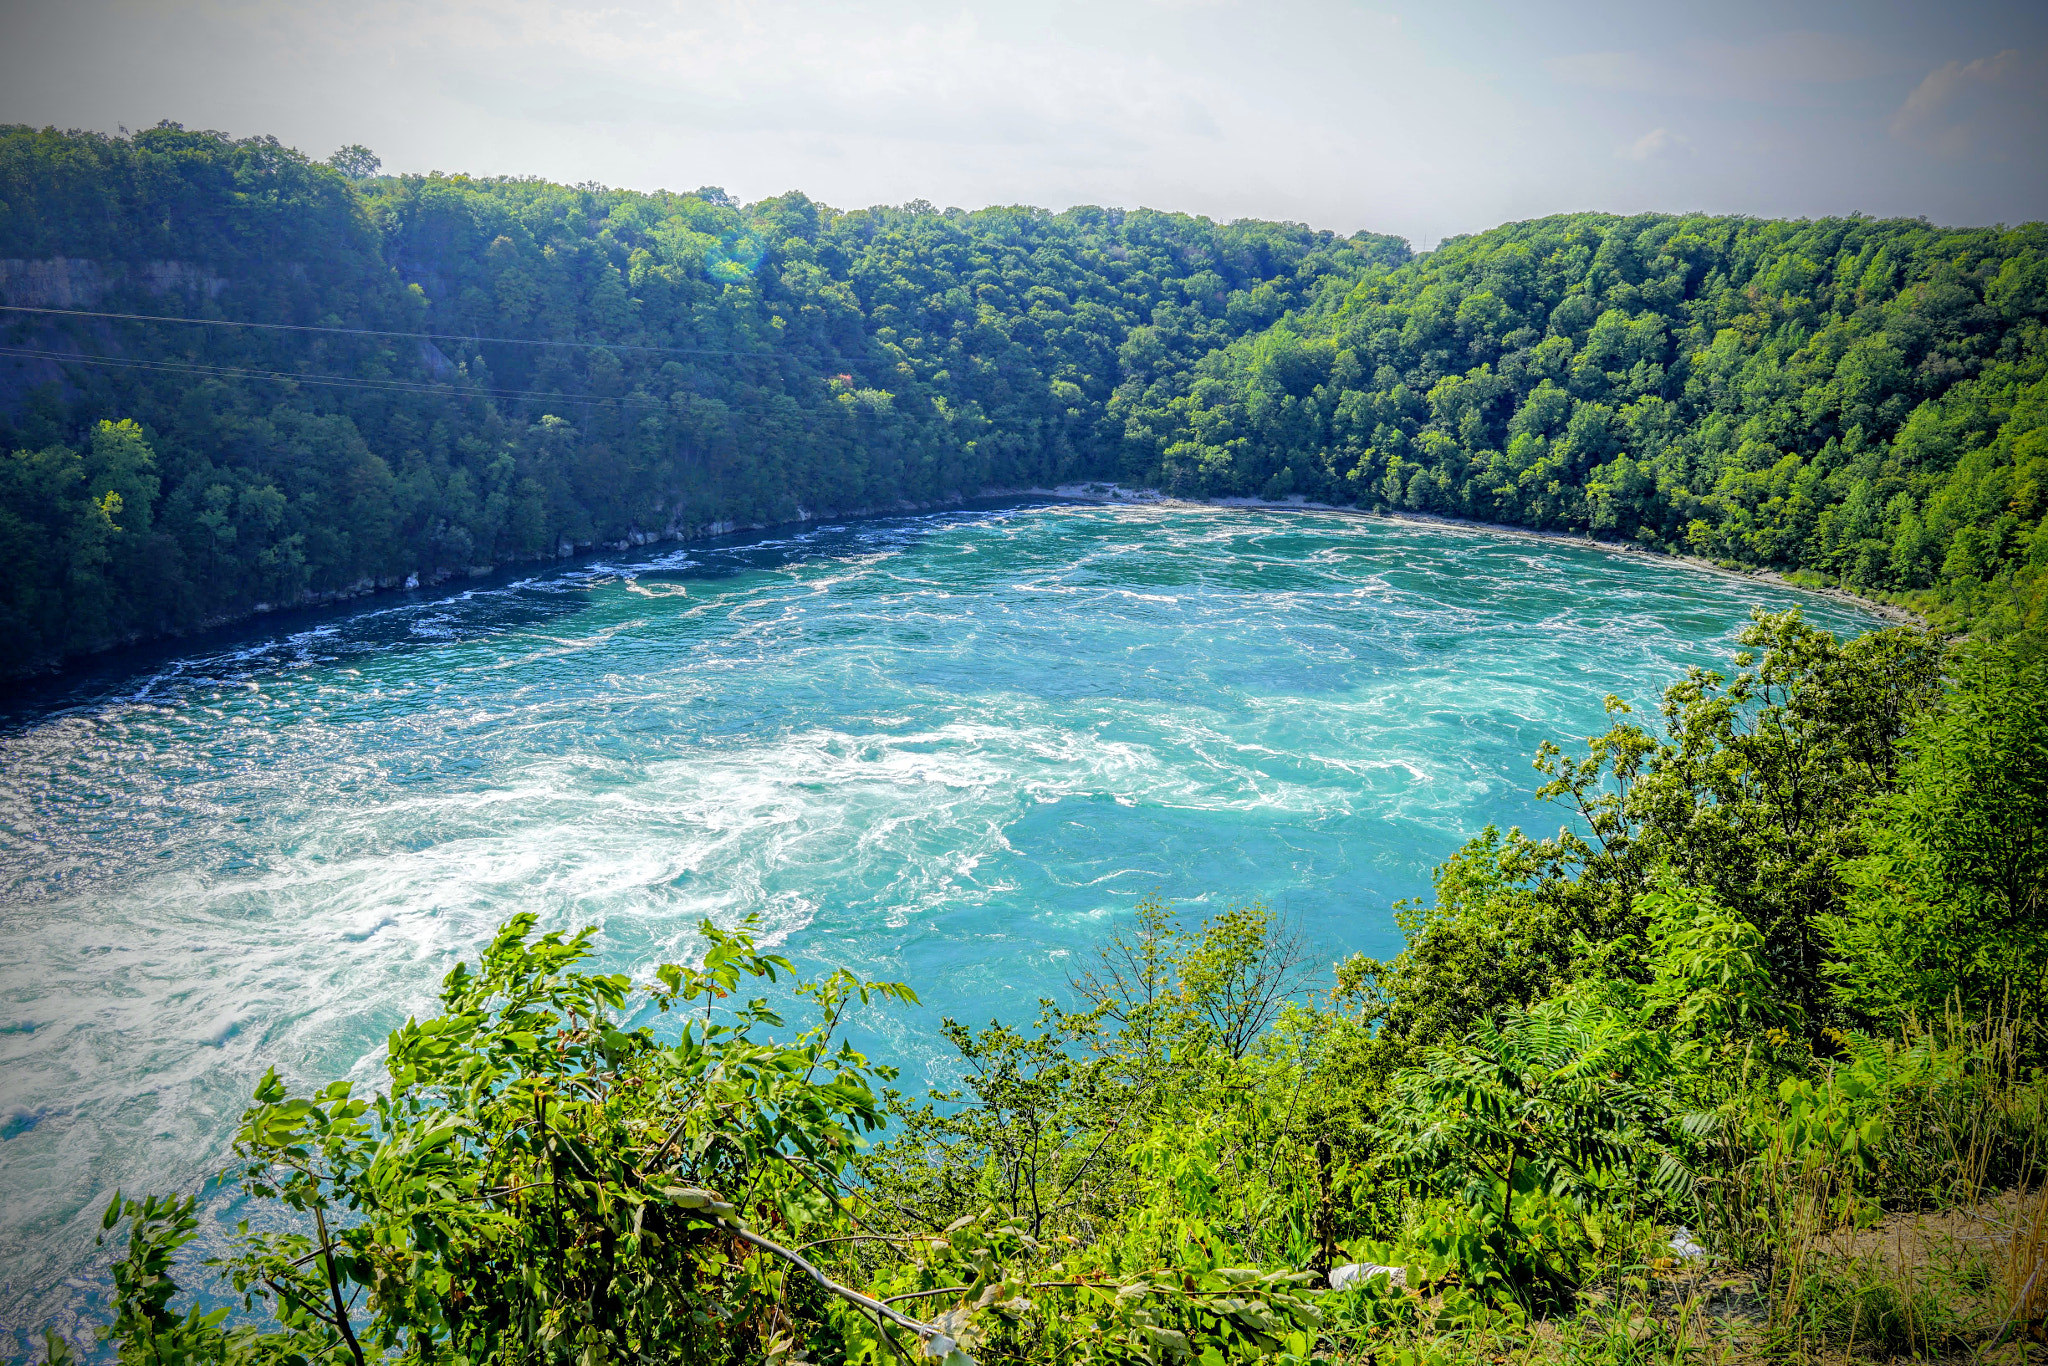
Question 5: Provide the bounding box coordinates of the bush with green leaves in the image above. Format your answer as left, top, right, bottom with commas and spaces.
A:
1373, 1003, 1663, 1312
90, 912, 949, 1365
1342, 610, 1943, 1057
1824, 642, 2048, 1025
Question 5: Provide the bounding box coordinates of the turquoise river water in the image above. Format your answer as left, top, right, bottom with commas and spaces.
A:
0, 500, 1882, 1345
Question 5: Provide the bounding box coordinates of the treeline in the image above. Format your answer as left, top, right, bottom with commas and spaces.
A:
0, 122, 1402, 675
76, 615, 2048, 1365
1119, 213, 2048, 636
6, 122, 2048, 677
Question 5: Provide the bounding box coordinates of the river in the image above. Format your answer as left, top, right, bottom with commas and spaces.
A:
0, 500, 1883, 1346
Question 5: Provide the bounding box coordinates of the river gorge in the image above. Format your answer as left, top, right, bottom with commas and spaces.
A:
0, 501, 1883, 1344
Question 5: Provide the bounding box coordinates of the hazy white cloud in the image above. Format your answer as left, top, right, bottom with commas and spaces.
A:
1, 0, 2043, 238
1549, 50, 1659, 94
0, 0, 1546, 234
1891, 47, 2048, 158
1551, 31, 1884, 103
390, 2, 1218, 151
1619, 127, 1684, 161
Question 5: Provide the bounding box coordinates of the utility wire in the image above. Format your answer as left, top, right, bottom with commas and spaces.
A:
0, 345, 672, 411
0, 303, 768, 359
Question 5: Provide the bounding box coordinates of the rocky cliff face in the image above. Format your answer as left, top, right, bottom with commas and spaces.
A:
1, 257, 230, 308
0, 258, 239, 415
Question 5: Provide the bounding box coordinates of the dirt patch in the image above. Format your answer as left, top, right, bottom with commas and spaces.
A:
1818, 1184, 2048, 1285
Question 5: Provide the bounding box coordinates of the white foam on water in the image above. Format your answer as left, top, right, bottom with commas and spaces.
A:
0, 503, 1884, 1350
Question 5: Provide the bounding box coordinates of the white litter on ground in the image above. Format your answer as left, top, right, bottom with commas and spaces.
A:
1328, 1262, 1406, 1290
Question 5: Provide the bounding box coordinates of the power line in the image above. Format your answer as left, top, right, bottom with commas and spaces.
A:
0, 303, 768, 359
0, 345, 672, 411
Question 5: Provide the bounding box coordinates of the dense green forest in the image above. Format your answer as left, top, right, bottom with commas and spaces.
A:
0, 122, 1402, 675
72, 615, 2048, 1366
4, 121, 2047, 675
1121, 213, 2048, 639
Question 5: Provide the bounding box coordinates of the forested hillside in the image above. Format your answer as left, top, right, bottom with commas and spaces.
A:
0, 122, 1402, 674
4, 120, 2047, 676
1122, 213, 2048, 638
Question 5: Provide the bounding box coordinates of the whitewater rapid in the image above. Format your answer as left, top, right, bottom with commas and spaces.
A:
0, 501, 1880, 1346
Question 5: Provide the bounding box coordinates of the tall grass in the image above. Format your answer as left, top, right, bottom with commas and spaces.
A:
1682, 1000, 2048, 1360
1325, 1002, 2048, 1365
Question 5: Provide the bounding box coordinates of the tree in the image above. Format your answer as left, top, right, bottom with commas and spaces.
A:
93, 913, 1333, 1366
1373, 994, 1675, 1307
95, 913, 946, 1366
1346, 610, 1945, 1053
1622, 610, 1946, 1022
1825, 643, 2048, 1024
1067, 896, 1319, 1063
328, 144, 380, 178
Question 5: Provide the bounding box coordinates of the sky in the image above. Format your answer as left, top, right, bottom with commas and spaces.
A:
1, 0, 2044, 243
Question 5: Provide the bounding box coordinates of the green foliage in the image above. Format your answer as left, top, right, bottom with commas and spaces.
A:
0, 122, 1400, 674
1335, 825, 1580, 1064
1346, 611, 1943, 1052
881, 1006, 1129, 1237
87, 911, 947, 1365
0, 419, 170, 663
1318, 615, 2047, 1350
869, 897, 1325, 1248
1825, 641, 2048, 1023
329, 147, 381, 181
851, 1203, 1330, 1366
50, 567, 2048, 1363
1373, 995, 1677, 1310
1068, 896, 1318, 1063
1625, 612, 1945, 1021
1122, 211, 2048, 641
96, 1194, 251, 1366
76, 906, 1356, 1366
1639, 874, 1794, 1048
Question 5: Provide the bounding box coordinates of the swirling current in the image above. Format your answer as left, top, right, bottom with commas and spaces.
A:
0, 500, 1883, 1345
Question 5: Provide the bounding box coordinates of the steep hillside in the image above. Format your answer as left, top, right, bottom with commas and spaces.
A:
0, 122, 1401, 674
1120, 212, 2048, 635
5, 121, 2047, 675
